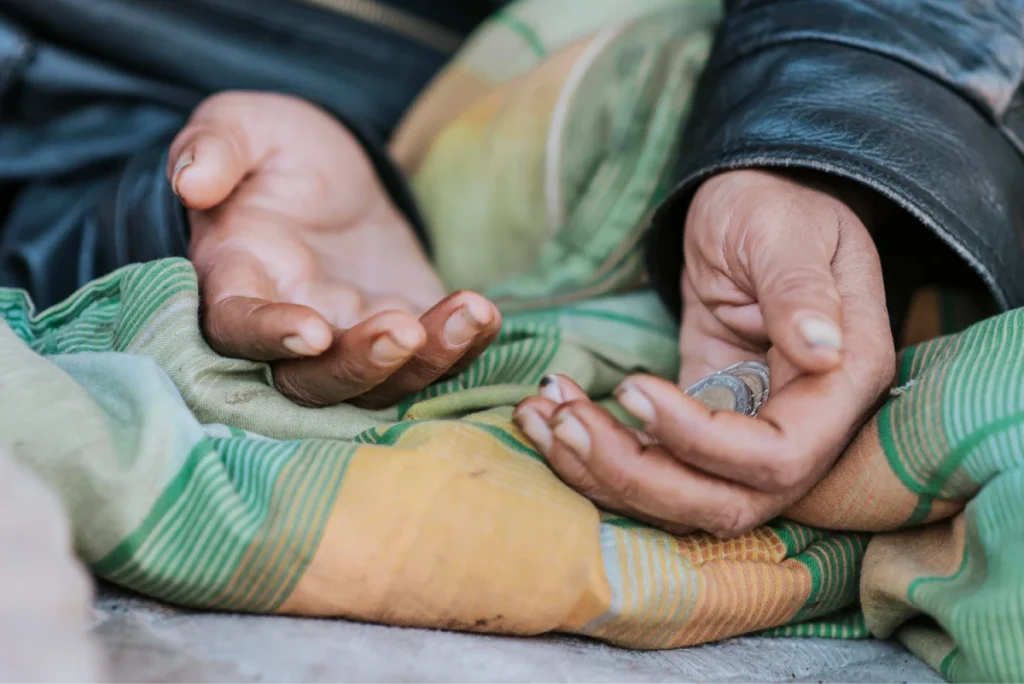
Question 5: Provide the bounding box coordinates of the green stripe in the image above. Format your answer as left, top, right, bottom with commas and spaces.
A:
470, 422, 544, 463
927, 411, 1024, 493
907, 541, 970, 598
939, 646, 961, 680
94, 433, 356, 612
372, 421, 423, 446
902, 495, 934, 528
371, 418, 543, 463
268, 443, 354, 610
788, 534, 866, 623
491, 10, 545, 57
602, 516, 653, 531
93, 439, 211, 574
878, 399, 928, 497
769, 520, 827, 557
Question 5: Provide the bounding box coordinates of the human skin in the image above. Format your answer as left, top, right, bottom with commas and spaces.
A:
514, 171, 895, 537
170, 93, 895, 535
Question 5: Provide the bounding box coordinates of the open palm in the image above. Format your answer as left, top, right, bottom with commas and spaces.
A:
170, 92, 501, 408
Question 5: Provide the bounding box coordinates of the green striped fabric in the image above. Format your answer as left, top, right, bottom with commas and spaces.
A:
0, 256, 1023, 682
0, 0, 1020, 677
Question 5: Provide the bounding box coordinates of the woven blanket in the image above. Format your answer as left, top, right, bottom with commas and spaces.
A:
2, 2, 1021, 682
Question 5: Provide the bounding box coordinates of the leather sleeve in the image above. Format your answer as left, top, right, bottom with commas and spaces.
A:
645, 0, 1024, 319
0, 16, 198, 309
0, 147, 190, 311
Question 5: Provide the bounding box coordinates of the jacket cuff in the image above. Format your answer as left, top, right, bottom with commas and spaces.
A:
645, 40, 1024, 319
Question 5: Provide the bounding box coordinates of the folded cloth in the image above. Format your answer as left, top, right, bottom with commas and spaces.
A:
0, 1, 1021, 682
390, 0, 720, 308
0, 257, 1019, 683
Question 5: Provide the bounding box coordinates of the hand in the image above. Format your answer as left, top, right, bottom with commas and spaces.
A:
169, 92, 501, 408
514, 170, 895, 537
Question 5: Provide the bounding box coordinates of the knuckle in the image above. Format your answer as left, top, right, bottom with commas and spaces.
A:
705, 502, 761, 539
328, 357, 375, 388
762, 267, 838, 304
565, 471, 614, 508
602, 459, 644, 503
332, 288, 367, 325
758, 453, 807, 492
555, 462, 598, 496
406, 349, 452, 378
272, 365, 328, 408
200, 310, 234, 354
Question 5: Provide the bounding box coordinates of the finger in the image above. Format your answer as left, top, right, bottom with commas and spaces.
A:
516, 396, 558, 418
747, 219, 845, 374
353, 291, 500, 408
272, 311, 427, 407
679, 270, 766, 388
533, 374, 661, 443
547, 401, 776, 537
200, 251, 333, 360
441, 305, 503, 379
287, 281, 371, 330
536, 374, 589, 406
168, 124, 250, 211
522, 397, 651, 524
828, 212, 895, 392
514, 398, 571, 465
168, 94, 274, 210
614, 373, 857, 495
515, 391, 653, 459
206, 297, 334, 361
741, 231, 843, 376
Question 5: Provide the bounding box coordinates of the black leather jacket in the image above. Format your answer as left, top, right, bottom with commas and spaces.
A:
2, 0, 1023, 331
0, 0, 496, 307
644, 0, 1024, 330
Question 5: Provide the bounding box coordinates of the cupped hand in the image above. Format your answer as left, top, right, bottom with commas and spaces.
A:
169, 91, 501, 408
515, 170, 895, 537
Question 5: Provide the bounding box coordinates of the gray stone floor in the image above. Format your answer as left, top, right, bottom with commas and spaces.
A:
93, 586, 944, 683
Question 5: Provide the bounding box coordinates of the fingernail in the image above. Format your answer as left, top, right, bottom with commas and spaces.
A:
283, 335, 317, 356
444, 305, 485, 346
615, 382, 656, 423
539, 375, 564, 404
171, 149, 194, 196
515, 408, 552, 453
463, 296, 494, 327
371, 333, 413, 364
798, 315, 843, 350
298, 319, 333, 352
552, 413, 591, 458
389, 324, 425, 351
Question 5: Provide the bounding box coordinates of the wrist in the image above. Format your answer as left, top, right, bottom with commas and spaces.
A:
768, 169, 893, 236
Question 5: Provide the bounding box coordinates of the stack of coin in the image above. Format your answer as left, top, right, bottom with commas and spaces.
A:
684, 361, 770, 417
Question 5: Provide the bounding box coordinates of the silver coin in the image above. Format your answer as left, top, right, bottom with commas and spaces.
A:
685, 373, 753, 415
684, 360, 770, 417
720, 361, 770, 415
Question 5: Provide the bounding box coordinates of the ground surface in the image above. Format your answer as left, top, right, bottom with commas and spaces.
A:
93, 585, 944, 683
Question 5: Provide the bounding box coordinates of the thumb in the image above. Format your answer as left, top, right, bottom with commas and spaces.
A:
750, 236, 844, 374
167, 96, 267, 211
